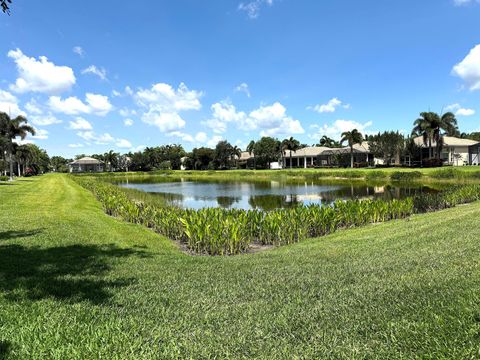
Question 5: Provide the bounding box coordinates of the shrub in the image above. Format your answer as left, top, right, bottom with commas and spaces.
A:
0, 175, 8, 182
390, 171, 423, 182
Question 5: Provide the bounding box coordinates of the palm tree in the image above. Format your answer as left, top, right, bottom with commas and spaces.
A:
319, 135, 339, 148
281, 137, 301, 169
340, 129, 363, 168
412, 111, 458, 160
15, 144, 33, 176
231, 145, 242, 168
103, 150, 118, 172
0, 112, 35, 180
247, 140, 256, 169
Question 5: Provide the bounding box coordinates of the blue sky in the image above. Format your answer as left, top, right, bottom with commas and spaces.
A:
1, 0, 480, 157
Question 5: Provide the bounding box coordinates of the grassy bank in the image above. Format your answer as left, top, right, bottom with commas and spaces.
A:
1, 174, 480, 358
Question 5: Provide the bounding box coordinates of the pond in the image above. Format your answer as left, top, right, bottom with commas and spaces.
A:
117, 178, 439, 211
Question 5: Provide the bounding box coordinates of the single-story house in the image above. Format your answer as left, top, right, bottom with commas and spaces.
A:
69, 157, 105, 173
413, 136, 480, 166
283, 143, 377, 168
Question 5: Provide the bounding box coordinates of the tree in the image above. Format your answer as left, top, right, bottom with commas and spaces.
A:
1, 0, 11, 14
103, 150, 119, 172
15, 145, 33, 176
340, 129, 363, 168
214, 140, 234, 169
318, 135, 340, 148
246, 140, 256, 169
0, 112, 35, 180
253, 137, 281, 169
191, 147, 215, 170
50, 156, 70, 173
367, 131, 405, 166
412, 111, 458, 160
231, 145, 242, 168
281, 137, 300, 169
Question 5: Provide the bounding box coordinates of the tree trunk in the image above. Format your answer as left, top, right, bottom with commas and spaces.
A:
290, 150, 292, 169
17, 163, 21, 177
428, 138, 432, 159
9, 151, 13, 181
350, 146, 354, 168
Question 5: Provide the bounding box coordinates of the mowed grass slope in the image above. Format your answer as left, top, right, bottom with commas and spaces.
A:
1, 174, 480, 359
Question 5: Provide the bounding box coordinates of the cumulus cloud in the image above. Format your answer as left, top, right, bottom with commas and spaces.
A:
203, 101, 248, 134
234, 83, 251, 97
248, 102, 304, 136
135, 82, 202, 133
68, 143, 84, 148
124, 118, 134, 126
31, 128, 48, 140
69, 117, 92, 130
48, 93, 113, 116
81, 65, 107, 81
116, 139, 132, 148
453, 0, 480, 5
238, 0, 274, 19
30, 114, 62, 126
0, 89, 23, 117
25, 99, 43, 115
309, 119, 373, 142
8, 48, 76, 94
452, 44, 480, 91
308, 98, 350, 113
77, 131, 114, 145
445, 103, 476, 116
168, 131, 194, 142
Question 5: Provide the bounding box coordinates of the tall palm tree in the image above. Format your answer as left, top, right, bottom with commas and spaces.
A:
103, 150, 118, 172
0, 112, 35, 180
281, 137, 300, 169
412, 111, 458, 160
340, 129, 363, 168
231, 145, 242, 168
319, 135, 339, 148
247, 140, 256, 169
15, 144, 33, 176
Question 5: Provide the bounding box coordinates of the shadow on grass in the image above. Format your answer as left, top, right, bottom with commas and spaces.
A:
0, 229, 44, 241
0, 340, 10, 359
0, 243, 150, 305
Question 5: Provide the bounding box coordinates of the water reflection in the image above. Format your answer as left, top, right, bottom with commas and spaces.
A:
117, 178, 438, 211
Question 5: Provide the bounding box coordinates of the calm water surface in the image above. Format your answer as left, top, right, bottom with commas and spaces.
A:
118, 178, 438, 210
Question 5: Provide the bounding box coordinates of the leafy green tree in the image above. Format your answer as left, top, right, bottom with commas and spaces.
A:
214, 140, 234, 169
340, 129, 363, 168
103, 150, 119, 172
246, 140, 256, 169
253, 137, 281, 169
0, 112, 35, 180
281, 137, 300, 169
318, 135, 341, 148
191, 147, 215, 170
367, 131, 405, 166
50, 156, 70, 173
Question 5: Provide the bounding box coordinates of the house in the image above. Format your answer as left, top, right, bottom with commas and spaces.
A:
413, 136, 480, 166
283, 143, 377, 168
69, 157, 105, 173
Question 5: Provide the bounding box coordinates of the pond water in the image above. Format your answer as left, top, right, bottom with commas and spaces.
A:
117, 178, 439, 211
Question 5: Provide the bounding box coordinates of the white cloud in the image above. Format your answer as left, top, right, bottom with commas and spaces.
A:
203, 101, 247, 134
25, 99, 43, 115
112, 90, 122, 97
116, 139, 132, 148
125, 86, 134, 96
445, 103, 476, 116
81, 65, 107, 81
73, 46, 85, 57
69, 117, 92, 130
0, 89, 23, 117
238, 0, 274, 19
48, 93, 113, 116
308, 98, 349, 113
13, 138, 35, 145
31, 128, 48, 140
8, 48, 76, 94
248, 102, 304, 136
207, 135, 224, 147
124, 118, 134, 126
168, 131, 194, 142
309, 119, 373, 142
30, 114, 62, 126
234, 82, 251, 97
77, 131, 114, 145
68, 143, 84, 148
454, 0, 480, 5
452, 44, 480, 91
136, 82, 202, 133
195, 132, 208, 143
119, 108, 136, 117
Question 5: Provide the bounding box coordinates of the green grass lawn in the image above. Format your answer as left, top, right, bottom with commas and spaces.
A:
1, 174, 480, 358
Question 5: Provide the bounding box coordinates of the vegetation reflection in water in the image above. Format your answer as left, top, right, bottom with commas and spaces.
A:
116, 177, 440, 211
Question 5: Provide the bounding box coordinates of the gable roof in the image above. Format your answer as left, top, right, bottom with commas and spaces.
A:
69, 157, 104, 165
414, 136, 479, 147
